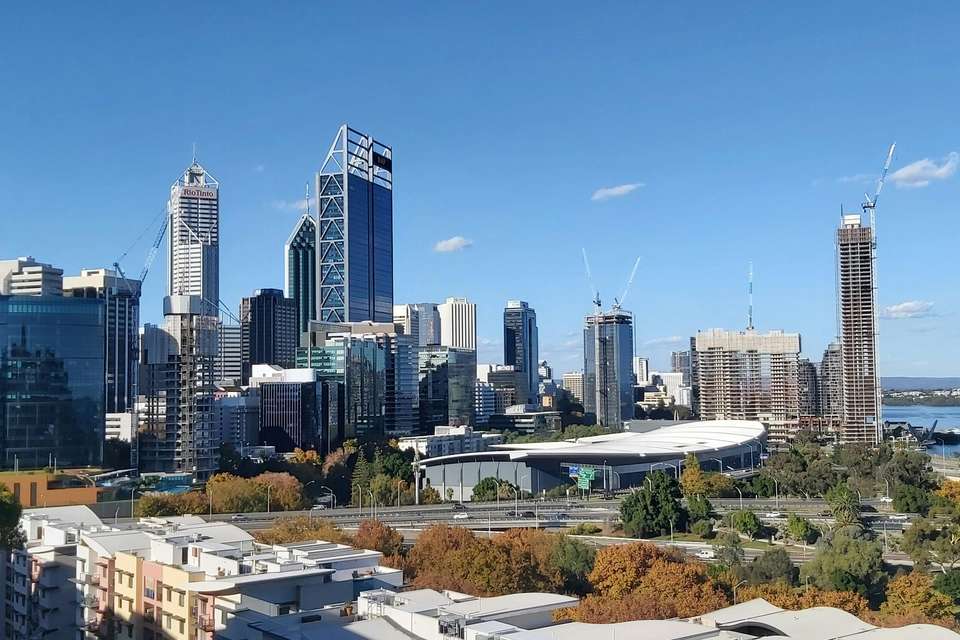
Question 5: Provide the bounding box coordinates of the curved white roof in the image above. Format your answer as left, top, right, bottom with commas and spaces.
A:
419, 420, 765, 466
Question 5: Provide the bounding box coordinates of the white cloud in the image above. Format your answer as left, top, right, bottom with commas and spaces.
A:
591, 182, 644, 201
271, 197, 316, 212
643, 335, 685, 346
881, 300, 935, 319
478, 337, 501, 347
836, 173, 873, 185
889, 152, 958, 188
434, 235, 473, 253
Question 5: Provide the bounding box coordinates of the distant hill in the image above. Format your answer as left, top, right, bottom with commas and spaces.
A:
882, 377, 960, 391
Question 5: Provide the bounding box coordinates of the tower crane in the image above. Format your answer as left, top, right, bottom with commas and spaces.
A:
862, 142, 896, 238
612, 256, 641, 311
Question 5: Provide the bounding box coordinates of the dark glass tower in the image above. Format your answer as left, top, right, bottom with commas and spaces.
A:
316, 124, 393, 323
285, 213, 316, 334
0, 295, 105, 468
503, 300, 539, 404
239, 288, 297, 383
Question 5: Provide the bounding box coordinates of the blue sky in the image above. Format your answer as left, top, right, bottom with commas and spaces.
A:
1, 3, 957, 375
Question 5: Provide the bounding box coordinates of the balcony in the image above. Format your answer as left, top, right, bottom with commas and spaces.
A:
198, 616, 216, 632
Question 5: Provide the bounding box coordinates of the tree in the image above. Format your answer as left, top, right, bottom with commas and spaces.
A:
800, 529, 885, 603
691, 519, 714, 539
631, 559, 729, 617
825, 483, 861, 528
879, 571, 954, 622
727, 510, 762, 539
901, 518, 960, 574
0, 486, 24, 549
680, 454, 706, 496
741, 548, 796, 586
786, 514, 819, 545
351, 450, 372, 506
421, 483, 441, 504
620, 471, 687, 538
472, 477, 502, 502
687, 495, 713, 523
256, 472, 308, 511
254, 516, 349, 545
937, 480, 960, 505
353, 519, 404, 557
557, 592, 678, 623
550, 535, 596, 596
892, 484, 932, 516
712, 531, 745, 566
933, 568, 960, 604
737, 582, 867, 616
588, 542, 684, 598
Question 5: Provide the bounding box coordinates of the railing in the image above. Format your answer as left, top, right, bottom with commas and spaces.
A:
198, 615, 216, 632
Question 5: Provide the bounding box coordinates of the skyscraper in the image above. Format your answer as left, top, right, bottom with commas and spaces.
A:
561, 371, 584, 404
632, 356, 650, 386
418, 346, 476, 429
818, 342, 843, 420
837, 214, 880, 444
412, 303, 441, 346
393, 304, 420, 343
285, 212, 317, 334
671, 350, 692, 385
168, 161, 219, 310
692, 329, 801, 441
798, 358, 819, 416
64, 268, 141, 414
439, 297, 476, 351
503, 300, 538, 405
215, 323, 242, 385
583, 309, 634, 429
240, 288, 298, 383
316, 124, 393, 323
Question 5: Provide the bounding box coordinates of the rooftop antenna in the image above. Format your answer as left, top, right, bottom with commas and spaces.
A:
192, 142, 198, 164
305, 181, 311, 217
747, 261, 754, 331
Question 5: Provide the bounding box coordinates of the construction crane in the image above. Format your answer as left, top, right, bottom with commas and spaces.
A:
862, 142, 896, 238
139, 215, 168, 284
613, 256, 641, 311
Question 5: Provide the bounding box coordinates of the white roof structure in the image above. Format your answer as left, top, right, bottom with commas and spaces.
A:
22, 505, 102, 528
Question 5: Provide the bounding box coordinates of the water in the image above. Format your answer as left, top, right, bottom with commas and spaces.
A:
883, 404, 960, 457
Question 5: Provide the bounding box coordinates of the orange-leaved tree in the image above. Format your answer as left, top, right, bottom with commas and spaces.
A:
588, 542, 684, 598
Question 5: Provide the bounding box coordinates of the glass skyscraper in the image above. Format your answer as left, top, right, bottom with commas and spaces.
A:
316, 124, 393, 323
418, 346, 476, 430
285, 213, 317, 334
0, 295, 105, 468
583, 309, 634, 429
240, 288, 297, 383
503, 300, 539, 405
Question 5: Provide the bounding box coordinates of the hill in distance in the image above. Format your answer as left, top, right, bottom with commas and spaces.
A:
882, 377, 960, 391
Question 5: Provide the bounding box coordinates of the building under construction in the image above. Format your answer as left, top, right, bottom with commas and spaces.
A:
692, 329, 802, 442
583, 309, 634, 429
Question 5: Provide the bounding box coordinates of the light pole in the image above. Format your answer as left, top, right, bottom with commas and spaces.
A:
130, 488, 138, 520
734, 484, 743, 511
396, 479, 403, 509
319, 485, 337, 509
733, 579, 748, 604
710, 458, 724, 473
883, 478, 890, 500
510, 485, 519, 518
266, 484, 272, 514
366, 489, 376, 521
209, 487, 214, 517
773, 478, 780, 510
353, 482, 362, 517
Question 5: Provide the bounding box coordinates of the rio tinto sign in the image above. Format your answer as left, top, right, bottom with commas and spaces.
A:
179, 187, 218, 199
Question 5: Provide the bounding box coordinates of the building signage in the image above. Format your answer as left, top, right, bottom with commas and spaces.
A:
568, 465, 579, 478
180, 187, 218, 199
372, 151, 392, 171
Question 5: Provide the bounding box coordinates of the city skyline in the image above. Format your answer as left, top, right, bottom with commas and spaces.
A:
1, 5, 958, 375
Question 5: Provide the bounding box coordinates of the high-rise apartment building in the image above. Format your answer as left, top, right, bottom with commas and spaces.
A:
439, 297, 476, 351
412, 303, 441, 346
419, 346, 476, 429
0, 256, 63, 296
818, 342, 843, 419
215, 323, 242, 385
583, 309, 634, 429
503, 300, 538, 404
393, 304, 420, 343
64, 268, 141, 413
168, 161, 220, 310
671, 350, 692, 385
475, 381, 496, 426
632, 356, 650, 386
316, 124, 393, 323
0, 295, 105, 468
240, 288, 297, 383
798, 358, 819, 416
561, 371, 585, 404
285, 212, 317, 334
837, 214, 881, 444
692, 329, 801, 439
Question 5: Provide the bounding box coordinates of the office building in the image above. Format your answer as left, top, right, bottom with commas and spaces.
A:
583, 309, 634, 429
215, 322, 242, 385
0, 256, 63, 296
397, 425, 503, 458
213, 387, 260, 451
538, 360, 552, 381
0, 295, 105, 469
633, 356, 650, 385
693, 328, 801, 440
651, 371, 684, 404
798, 358, 819, 416
487, 365, 523, 413
392, 303, 420, 342
285, 211, 317, 334
561, 371, 584, 404
418, 345, 476, 430
240, 288, 297, 383
474, 380, 496, 426
380, 331, 419, 437
671, 349, 692, 385
412, 302, 441, 346
837, 213, 881, 444
138, 296, 219, 478
64, 267, 141, 413
503, 300, 538, 404
316, 124, 393, 323
168, 160, 220, 310
818, 342, 843, 419
438, 297, 476, 351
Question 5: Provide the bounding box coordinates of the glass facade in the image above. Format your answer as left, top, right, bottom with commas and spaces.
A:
583, 310, 634, 429
418, 346, 476, 430
0, 296, 105, 468
285, 215, 317, 334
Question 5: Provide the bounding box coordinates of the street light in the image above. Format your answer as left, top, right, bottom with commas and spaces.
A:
266, 484, 272, 514
710, 458, 725, 473
130, 487, 139, 520
208, 486, 214, 517
396, 479, 403, 509
318, 485, 337, 509
509, 485, 520, 518
734, 484, 744, 511
366, 489, 376, 521
733, 580, 748, 604
353, 482, 363, 517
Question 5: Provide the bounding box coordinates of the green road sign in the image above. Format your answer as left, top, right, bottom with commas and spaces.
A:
577, 476, 591, 489
579, 467, 596, 481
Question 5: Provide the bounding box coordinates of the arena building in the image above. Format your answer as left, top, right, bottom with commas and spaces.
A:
418, 420, 766, 502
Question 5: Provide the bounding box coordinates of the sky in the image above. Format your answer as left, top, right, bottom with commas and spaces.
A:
1, 3, 958, 376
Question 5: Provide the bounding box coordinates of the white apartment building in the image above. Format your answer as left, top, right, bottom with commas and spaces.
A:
0, 256, 63, 296
438, 297, 476, 351
561, 371, 584, 404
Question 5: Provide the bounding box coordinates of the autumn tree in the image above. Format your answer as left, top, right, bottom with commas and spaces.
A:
556, 592, 678, 623
588, 541, 684, 598
256, 472, 308, 511
253, 516, 349, 545
737, 582, 868, 616
878, 572, 955, 625
353, 519, 404, 557
681, 454, 707, 496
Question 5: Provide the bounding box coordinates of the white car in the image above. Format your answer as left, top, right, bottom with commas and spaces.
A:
452, 513, 470, 520
879, 496, 894, 503
888, 514, 909, 521
311, 504, 327, 511
695, 549, 716, 560
763, 512, 783, 519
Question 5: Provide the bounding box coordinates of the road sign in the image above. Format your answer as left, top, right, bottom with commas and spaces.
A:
579, 467, 596, 481
577, 476, 591, 490
568, 465, 580, 478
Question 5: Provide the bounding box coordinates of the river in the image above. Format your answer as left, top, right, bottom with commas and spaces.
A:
883, 404, 960, 458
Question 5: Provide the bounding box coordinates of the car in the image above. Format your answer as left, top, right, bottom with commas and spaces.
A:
230, 514, 247, 522
504, 510, 519, 518
521, 510, 536, 518
888, 514, 909, 521
695, 549, 716, 560
553, 513, 570, 520
451, 502, 467, 511
763, 512, 783, 519
452, 513, 470, 520
879, 496, 894, 503
310, 504, 327, 511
